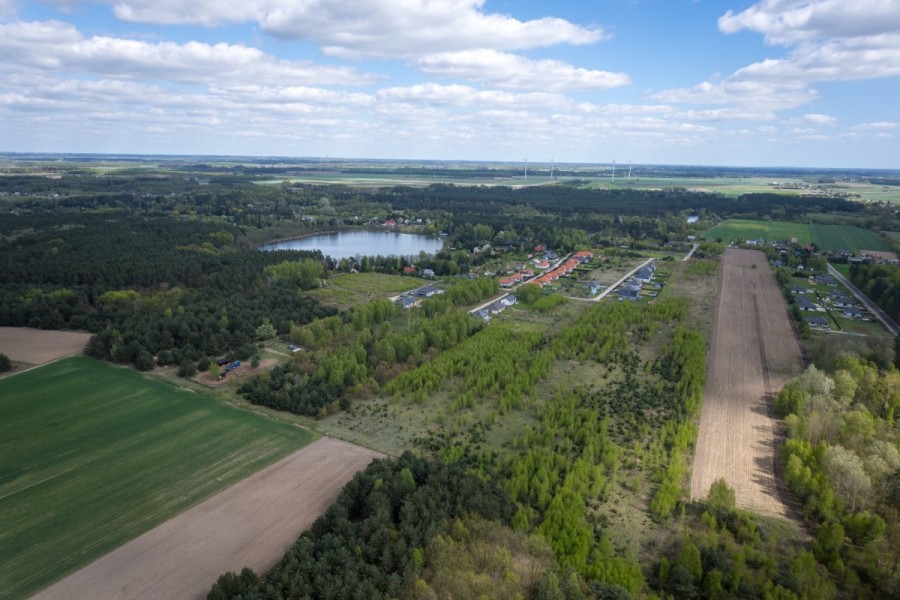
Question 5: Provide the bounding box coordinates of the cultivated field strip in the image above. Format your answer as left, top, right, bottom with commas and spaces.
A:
0, 327, 92, 366
690, 249, 804, 517
31, 437, 383, 600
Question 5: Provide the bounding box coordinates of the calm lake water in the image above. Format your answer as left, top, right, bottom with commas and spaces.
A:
259, 230, 444, 259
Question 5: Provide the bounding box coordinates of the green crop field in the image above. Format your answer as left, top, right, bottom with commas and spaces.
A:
809, 223, 892, 253
0, 357, 313, 600
703, 219, 813, 245
703, 219, 891, 253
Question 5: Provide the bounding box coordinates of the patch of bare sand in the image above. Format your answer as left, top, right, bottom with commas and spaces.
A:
31, 437, 383, 600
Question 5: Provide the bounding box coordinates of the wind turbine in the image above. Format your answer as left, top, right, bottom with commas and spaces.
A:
611, 160, 616, 184
628, 160, 632, 180
523, 158, 528, 182
549, 156, 555, 179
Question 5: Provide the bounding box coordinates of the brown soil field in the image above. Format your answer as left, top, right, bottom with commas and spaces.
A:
0, 327, 91, 368
31, 437, 383, 600
690, 249, 804, 518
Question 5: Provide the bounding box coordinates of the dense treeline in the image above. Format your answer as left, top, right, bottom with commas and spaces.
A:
372, 186, 860, 222
208, 453, 517, 600
241, 306, 483, 416
387, 325, 555, 412
849, 263, 900, 325
776, 359, 900, 598
656, 480, 839, 599
0, 214, 334, 367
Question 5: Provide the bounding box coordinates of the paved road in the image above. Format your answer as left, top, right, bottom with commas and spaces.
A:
562, 257, 656, 303
682, 243, 699, 262
827, 264, 899, 336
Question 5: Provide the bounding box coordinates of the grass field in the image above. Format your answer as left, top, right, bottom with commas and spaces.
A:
309, 272, 422, 308
704, 219, 813, 245
0, 357, 313, 600
808, 223, 892, 252
704, 219, 891, 253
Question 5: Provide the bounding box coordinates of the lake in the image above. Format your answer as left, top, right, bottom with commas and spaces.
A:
259, 230, 444, 259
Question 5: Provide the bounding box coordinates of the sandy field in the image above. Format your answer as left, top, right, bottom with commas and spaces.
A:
31, 437, 383, 600
690, 249, 804, 518
0, 327, 91, 366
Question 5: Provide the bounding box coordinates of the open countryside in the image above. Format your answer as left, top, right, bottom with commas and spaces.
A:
32, 437, 382, 600
1, 156, 899, 598
0, 357, 313, 600
704, 219, 892, 252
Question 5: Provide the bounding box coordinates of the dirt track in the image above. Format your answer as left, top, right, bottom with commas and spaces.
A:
690, 249, 804, 517
0, 327, 91, 365
31, 437, 383, 600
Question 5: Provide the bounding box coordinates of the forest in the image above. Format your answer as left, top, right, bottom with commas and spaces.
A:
849, 263, 900, 325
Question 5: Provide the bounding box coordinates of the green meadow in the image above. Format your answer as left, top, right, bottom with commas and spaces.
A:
704, 219, 891, 253
309, 272, 422, 309
0, 357, 313, 600
703, 219, 813, 245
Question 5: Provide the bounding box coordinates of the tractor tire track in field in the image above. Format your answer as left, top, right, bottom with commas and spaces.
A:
690, 249, 804, 518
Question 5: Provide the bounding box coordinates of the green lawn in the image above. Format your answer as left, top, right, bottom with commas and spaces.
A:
0, 357, 313, 600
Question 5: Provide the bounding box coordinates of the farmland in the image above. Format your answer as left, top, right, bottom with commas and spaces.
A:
690, 249, 805, 517
704, 218, 892, 252
32, 437, 382, 600
808, 222, 892, 252
704, 219, 813, 246
0, 327, 92, 373
0, 357, 313, 600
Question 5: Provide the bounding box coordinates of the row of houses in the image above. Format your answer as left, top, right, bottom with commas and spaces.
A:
532, 252, 594, 287
618, 263, 657, 301
473, 295, 518, 321
791, 285, 868, 323
394, 284, 443, 309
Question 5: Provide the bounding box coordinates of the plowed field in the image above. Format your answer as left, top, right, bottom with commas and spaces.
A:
30, 437, 382, 600
690, 249, 804, 517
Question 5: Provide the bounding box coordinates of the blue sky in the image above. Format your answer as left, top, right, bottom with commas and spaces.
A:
1, 0, 898, 168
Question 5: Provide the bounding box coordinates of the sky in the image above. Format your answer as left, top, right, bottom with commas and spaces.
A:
1, 0, 899, 168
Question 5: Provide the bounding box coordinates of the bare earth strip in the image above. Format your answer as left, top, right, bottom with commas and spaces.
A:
0, 327, 92, 365
31, 437, 383, 600
690, 249, 804, 518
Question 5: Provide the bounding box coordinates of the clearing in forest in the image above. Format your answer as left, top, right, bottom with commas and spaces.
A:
31, 437, 382, 600
690, 249, 804, 518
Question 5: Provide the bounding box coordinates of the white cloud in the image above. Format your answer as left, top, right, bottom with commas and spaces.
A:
651, 79, 817, 111
103, 0, 606, 58
375, 83, 572, 111
853, 121, 898, 130
801, 113, 836, 125
111, 0, 274, 27
719, 0, 900, 45
414, 49, 630, 91
0, 20, 379, 86
0, 0, 18, 20
731, 34, 900, 84
655, 1, 900, 113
